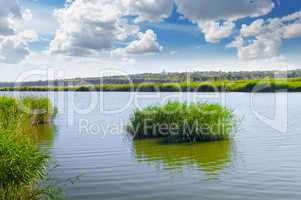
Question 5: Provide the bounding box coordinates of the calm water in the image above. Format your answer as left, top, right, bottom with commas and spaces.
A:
3, 92, 301, 199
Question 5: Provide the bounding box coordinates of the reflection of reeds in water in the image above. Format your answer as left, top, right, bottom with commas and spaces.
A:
22, 123, 56, 146
133, 139, 232, 177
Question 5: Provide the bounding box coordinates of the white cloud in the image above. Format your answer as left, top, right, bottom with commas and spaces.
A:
0, 0, 22, 35
112, 29, 162, 57
0, 18, 14, 35
6, 0, 299, 64
122, 0, 173, 23
227, 35, 282, 60
228, 11, 301, 60
49, 0, 285, 60
0, 0, 37, 63
282, 23, 301, 39
175, 0, 274, 22
16, 3, 59, 40
0, 30, 38, 63
240, 19, 264, 37
49, 0, 140, 56
49, 0, 168, 57
199, 21, 235, 43
175, 0, 274, 43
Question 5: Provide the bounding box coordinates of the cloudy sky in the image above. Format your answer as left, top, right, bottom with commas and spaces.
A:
1, 0, 301, 81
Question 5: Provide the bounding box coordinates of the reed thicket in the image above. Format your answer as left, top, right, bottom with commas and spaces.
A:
128, 101, 236, 143
0, 96, 58, 200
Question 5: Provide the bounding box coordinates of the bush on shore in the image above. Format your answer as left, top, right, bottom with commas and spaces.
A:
128, 101, 236, 143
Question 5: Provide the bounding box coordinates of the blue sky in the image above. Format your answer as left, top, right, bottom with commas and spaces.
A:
0, 0, 301, 81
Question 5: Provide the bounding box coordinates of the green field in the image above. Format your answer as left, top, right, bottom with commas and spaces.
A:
2, 77, 301, 92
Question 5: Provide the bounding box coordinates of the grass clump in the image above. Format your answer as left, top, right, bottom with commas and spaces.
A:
0, 97, 20, 130
0, 96, 59, 200
128, 101, 236, 143
22, 97, 56, 125
0, 132, 48, 188
0, 96, 55, 129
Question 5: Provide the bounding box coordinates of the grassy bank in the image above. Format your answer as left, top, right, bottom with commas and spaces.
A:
0, 96, 59, 199
128, 101, 236, 143
1, 77, 301, 92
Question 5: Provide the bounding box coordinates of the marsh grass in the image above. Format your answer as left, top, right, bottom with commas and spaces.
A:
0, 96, 58, 200
0, 97, 21, 130
0, 132, 48, 188
2, 77, 301, 92
0, 96, 55, 129
128, 101, 236, 143
20, 97, 56, 125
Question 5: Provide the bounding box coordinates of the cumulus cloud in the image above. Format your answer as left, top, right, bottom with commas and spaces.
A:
175, 0, 274, 22
48, 0, 277, 58
199, 21, 235, 43
49, 0, 173, 56
48, 0, 301, 62
0, 30, 38, 63
227, 10, 301, 60
0, 0, 37, 63
123, 0, 173, 23
175, 0, 274, 42
0, 0, 23, 35
50, 0, 169, 57
112, 29, 162, 56
49, 0, 140, 56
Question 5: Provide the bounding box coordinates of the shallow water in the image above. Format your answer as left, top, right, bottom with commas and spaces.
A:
3, 92, 301, 200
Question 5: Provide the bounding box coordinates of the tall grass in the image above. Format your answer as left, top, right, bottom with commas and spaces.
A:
22, 97, 56, 125
128, 101, 236, 143
0, 132, 48, 188
0, 96, 58, 199
0, 97, 20, 130
0, 96, 55, 129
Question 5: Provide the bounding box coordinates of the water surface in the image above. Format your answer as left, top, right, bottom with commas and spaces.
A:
3, 92, 301, 200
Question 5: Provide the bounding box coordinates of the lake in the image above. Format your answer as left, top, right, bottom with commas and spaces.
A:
3, 92, 301, 200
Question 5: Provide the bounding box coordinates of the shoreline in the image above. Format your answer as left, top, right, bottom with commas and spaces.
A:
0, 88, 300, 93
1, 77, 301, 93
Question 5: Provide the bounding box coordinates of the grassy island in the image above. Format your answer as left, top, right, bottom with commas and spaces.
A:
128, 102, 236, 143
0, 96, 58, 199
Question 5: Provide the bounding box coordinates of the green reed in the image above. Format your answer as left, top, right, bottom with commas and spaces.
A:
128, 101, 236, 143
0, 96, 59, 200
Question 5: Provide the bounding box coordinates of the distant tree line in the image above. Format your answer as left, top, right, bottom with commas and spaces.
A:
1, 69, 301, 87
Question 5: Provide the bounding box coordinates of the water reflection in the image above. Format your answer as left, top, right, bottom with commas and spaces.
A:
133, 139, 232, 177
23, 124, 56, 146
